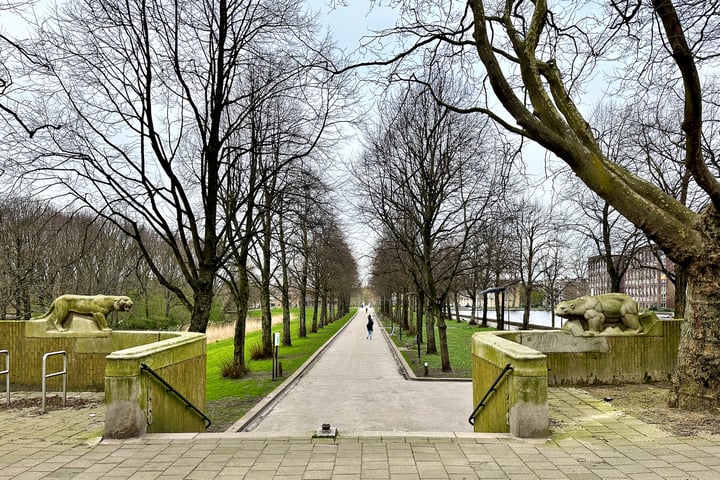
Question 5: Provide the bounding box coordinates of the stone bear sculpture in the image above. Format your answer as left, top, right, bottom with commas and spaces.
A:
555, 293, 641, 335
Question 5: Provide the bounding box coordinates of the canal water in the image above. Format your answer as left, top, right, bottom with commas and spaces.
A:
457, 309, 563, 329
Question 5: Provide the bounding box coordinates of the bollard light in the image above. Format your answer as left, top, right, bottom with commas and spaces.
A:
316, 423, 337, 438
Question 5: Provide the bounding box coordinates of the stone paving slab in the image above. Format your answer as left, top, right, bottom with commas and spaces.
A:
3, 386, 720, 478
3, 309, 720, 478
2, 421, 720, 479
241, 310, 472, 435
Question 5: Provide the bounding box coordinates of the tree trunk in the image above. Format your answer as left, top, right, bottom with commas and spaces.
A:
259, 200, 274, 355
522, 285, 532, 330
279, 225, 291, 347
548, 286, 557, 329
607, 260, 622, 293
401, 293, 409, 331
320, 292, 327, 328
673, 264, 687, 319
436, 303, 452, 372
298, 272, 308, 338
14, 289, 22, 321
670, 257, 720, 409
260, 283, 273, 358
311, 285, 319, 333
469, 289, 478, 326
425, 303, 437, 354
22, 291, 31, 320
416, 291, 424, 342
453, 295, 460, 323
188, 277, 214, 333
395, 294, 402, 324
232, 268, 250, 375
144, 288, 150, 321
494, 291, 504, 330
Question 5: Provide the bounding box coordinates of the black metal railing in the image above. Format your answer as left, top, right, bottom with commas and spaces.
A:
468, 363, 513, 426
140, 363, 211, 429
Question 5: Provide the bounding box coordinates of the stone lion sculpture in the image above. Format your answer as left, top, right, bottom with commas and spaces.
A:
34, 294, 133, 332
554, 293, 641, 335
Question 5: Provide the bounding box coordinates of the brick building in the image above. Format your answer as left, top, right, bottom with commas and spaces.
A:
587, 246, 675, 310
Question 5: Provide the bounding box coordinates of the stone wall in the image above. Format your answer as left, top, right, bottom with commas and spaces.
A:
499, 317, 681, 385
0, 320, 207, 438
105, 333, 207, 438
471, 316, 681, 438
0, 321, 179, 390
471, 333, 548, 438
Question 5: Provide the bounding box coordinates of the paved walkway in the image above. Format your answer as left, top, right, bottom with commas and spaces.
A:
239, 309, 472, 435
2, 310, 720, 479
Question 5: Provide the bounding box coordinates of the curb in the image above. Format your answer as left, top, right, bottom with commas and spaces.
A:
377, 317, 471, 382
228, 310, 357, 432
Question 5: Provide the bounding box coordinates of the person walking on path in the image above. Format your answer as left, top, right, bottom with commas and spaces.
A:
246, 307, 472, 434
366, 313, 374, 339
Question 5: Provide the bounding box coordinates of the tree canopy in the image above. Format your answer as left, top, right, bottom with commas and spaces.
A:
354, 0, 720, 409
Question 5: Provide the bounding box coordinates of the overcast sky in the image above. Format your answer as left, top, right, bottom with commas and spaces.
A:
308, 1, 398, 53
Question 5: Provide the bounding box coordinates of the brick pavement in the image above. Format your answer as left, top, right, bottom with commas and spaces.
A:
2, 308, 720, 479
2, 388, 720, 479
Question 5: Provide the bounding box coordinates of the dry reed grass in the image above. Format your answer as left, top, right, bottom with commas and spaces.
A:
204, 316, 284, 343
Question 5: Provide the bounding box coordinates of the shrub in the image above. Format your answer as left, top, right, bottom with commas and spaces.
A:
248, 341, 271, 360
221, 357, 246, 379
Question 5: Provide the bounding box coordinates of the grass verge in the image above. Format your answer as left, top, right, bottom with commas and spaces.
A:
205, 309, 354, 431
386, 319, 493, 378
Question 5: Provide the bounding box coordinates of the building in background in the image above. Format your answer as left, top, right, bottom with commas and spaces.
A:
587, 246, 675, 310
556, 278, 589, 302
587, 254, 615, 297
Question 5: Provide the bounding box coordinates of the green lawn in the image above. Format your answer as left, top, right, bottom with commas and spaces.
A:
204, 309, 353, 431
386, 320, 494, 378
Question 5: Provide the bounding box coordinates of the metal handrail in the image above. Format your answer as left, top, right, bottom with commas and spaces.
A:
0, 350, 9, 406
468, 363, 513, 425
42, 351, 67, 414
140, 363, 211, 429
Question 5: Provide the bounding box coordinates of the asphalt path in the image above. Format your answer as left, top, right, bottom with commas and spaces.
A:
245, 308, 473, 436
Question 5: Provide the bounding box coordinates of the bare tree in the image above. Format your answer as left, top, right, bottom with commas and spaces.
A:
352, 0, 720, 409
289, 167, 331, 339
359, 72, 507, 371
555, 103, 647, 293
277, 165, 332, 343
0, 197, 59, 318
369, 232, 415, 332
460, 0, 720, 409
0, 1, 62, 138
10, 0, 335, 333
309, 214, 358, 328
623, 95, 709, 318
508, 198, 557, 329
563, 187, 644, 293
249, 92, 335, 356
539, 237, 571, 328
